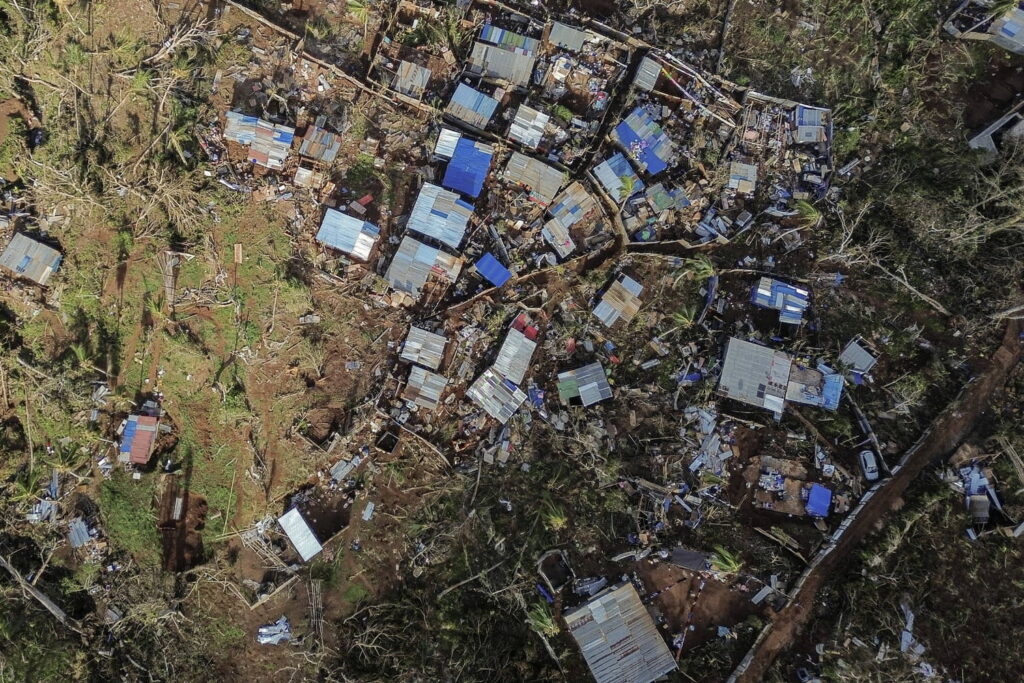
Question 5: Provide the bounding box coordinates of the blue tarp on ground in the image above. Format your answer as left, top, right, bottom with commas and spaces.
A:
476, 253, 511, 287
805, 483, 832, 517
443, 136, 493, 198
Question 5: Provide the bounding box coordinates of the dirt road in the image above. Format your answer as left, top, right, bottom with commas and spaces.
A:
730, 319, 1023, 682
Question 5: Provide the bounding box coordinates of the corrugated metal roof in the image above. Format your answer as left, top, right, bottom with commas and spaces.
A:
728, 161, 758, 193
385, 236, 463, 298
593, 153, 644, 201
839, 338, 877, 374
645, 182, 689, 211
0, 233, 62, 286
751, 277, 810, 325
548, 22, 589, 51
434, 128, 463, 159
466, 368, 527, 423
446, 83, 499, 129
442, 136, 494, 198
299, 126, 342, 162
991, 7, 1024, 54
565, 582, 677, 683
634, 56, 662, 92
557, 362, 612, 407
401, 326, 448, 370
403, 365, 447, 412
613, 107, 676, 175
509, 104, 549, 149
503, 152, 564, 205
119, 414, 159, 465
549, 181, 598, 230
476, 252, 511, 287
593, 274, 643, 328
479, 24, 539, 52
469, 42, 536, 86
278, 508, 322, 562
408, 183, 473, 248
224, 111, 295, 170
718, 338, 791, 412
541, 218, 576, 259
393, 60, 431, 97
68, 518, 92, 548
493, 327, 537, 385
316, 209, 380, 260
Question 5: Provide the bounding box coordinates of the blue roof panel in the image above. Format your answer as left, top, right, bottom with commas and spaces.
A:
805, 483, 832, 517
451, 83, 499, 121
442, 137, 493, 198
613, 107, 674, 176
476, 253, 511, 287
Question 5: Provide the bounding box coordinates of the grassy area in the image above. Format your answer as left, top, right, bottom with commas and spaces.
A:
99, 471, 161, 568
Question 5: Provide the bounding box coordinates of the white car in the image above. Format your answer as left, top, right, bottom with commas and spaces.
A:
859, 450, 880, 481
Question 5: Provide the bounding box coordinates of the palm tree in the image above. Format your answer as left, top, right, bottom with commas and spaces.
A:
660, 303, 698, 339
673, 255, 716, 287
794, 199, 822, 227
544, 502, 568, 532
525, 602, 559, 637
46, 440, 90, 475
9, 467, 44, 507
711, 545, 743, 575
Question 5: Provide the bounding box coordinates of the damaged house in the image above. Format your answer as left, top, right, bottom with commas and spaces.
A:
0, 233, 62, 286
316, 209, 380, 261
593, 273, 643, 328
468, 24, 539, 87
564, 582, 677, 683
717, 338, 843, 417
384, 235, 463, 303
223, 110, 295, 170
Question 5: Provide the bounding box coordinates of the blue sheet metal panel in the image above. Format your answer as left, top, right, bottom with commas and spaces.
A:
805, 484, 832, 517
613, 108, 670, 175
452, 83, 498, 118
442, 137, 493, 198
120, 417, 138, 452
821, 373, 844, 411
476, 253, 511, 287
16, 255, 30, 272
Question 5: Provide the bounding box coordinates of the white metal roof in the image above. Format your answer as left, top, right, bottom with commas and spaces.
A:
278, 507, 322, 562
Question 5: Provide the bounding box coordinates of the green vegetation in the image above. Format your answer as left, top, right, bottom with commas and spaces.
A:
100, 472, 161, 567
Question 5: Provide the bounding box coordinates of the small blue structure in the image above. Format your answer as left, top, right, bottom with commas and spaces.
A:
315, 209, 380, 260
476, 253, 511, 287
751, 277, 810, 325
613, 107, 676, 175
442, 136, 494, 198
805, 484, 832, 518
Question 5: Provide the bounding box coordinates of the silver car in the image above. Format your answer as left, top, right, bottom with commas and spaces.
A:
859, 450, 880, 481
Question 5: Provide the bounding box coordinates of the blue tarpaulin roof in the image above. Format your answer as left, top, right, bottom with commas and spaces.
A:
476, 253, 511, 287
442, 136, 493, 198
806, 484, 832, 517
613, 107, 675, 175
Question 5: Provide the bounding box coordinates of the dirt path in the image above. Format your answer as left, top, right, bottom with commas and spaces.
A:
729, 319, 1023, 682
